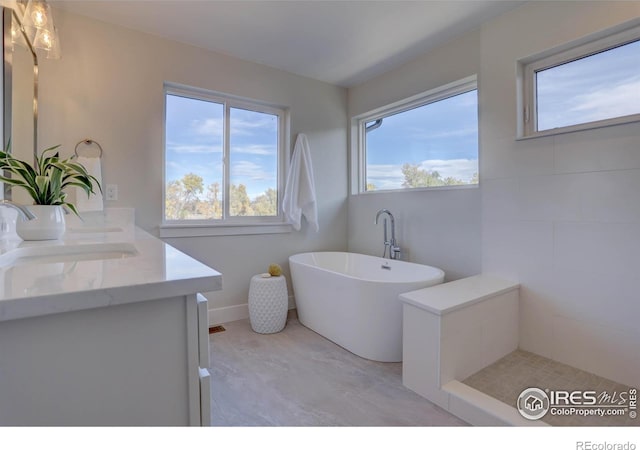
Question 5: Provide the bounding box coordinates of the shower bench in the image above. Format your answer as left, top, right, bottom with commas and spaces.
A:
399, 275, 544, 426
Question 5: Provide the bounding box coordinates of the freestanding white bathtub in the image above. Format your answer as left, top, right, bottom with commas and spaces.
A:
289, 252, 444, 362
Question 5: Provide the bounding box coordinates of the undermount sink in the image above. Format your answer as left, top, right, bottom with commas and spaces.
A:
0, 242, 138, 268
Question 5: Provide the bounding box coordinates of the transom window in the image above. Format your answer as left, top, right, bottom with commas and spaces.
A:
519, 20, 640, 138
355, 76, 478, 193
163, 83, 287, 228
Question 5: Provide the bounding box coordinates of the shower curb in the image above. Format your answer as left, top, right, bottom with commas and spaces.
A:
442, 381, 549, 426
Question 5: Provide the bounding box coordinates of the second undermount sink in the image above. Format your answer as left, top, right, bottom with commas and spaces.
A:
0, 242, 138, 268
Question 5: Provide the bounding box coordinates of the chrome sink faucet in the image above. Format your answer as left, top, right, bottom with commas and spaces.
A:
374, 208, 401, 260
0, 200, 36, 220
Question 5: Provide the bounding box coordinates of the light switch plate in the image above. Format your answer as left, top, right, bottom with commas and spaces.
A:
106, 184, 118, 201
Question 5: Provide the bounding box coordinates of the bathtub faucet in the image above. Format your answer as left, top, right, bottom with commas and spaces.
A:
374, 209, 401, 260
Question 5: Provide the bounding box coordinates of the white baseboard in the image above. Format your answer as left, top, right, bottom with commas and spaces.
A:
208, 304, 248, 326
208, 295, 296, 326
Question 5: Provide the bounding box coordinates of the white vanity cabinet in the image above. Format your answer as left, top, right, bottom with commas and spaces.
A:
0, 292, 213, 426
0, 226, 220, 426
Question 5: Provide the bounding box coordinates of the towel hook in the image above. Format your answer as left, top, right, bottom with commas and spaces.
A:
74, 139, 103, 158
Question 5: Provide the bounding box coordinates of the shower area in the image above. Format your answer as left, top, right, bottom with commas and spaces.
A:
462, 350, 635, 427
399, 275, 637, 427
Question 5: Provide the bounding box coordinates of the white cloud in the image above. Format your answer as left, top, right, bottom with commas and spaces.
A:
366, 159, 478, 190
231, 160, 275, 182
231, 144, 276, 155
418, 158, 478, 181
167, 142, 221, 154
194, 118, 224, 137
231, 161, 276, 199
568, 78, 640, 122
231, 117, 276, 136
539, 75, 640, 130
365, 164, 405, 189
193, 116, 276, 137
407, 126, 477, 141
166, 161, 182, 170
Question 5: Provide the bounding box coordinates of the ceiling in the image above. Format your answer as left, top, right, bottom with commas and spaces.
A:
52, 0, 525, 87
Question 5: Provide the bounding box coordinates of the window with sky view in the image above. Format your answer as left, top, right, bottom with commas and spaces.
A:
535, 39, 640, 132
364, 89, 479, 191
164, 90, 280, 221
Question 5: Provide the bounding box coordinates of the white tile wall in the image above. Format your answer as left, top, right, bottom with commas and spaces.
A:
516, 175, 558, 222
513, 137, 555, 177
553, 123, 640, 174
440, 290, 519, 383
482, 291, 520, 365
481, 178, 519, 221
481, 220, 519, 281
551, 315, 640, 387
348, 189, 481, 281
480, 2, 640, 386
552, 221, 639, 331
518, 288, 555, 360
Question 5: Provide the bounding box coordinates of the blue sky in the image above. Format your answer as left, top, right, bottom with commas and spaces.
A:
536, 39, 640, 131
365, 89, 479, 190
165, 95, 278, 200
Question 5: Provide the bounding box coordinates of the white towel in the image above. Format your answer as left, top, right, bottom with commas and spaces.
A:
283, 134, 319, 232
74, 156, 104, 212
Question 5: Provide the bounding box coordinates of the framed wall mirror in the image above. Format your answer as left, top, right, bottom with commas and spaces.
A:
2, 6, 38, 202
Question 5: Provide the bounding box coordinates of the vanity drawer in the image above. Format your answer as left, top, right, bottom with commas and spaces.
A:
199, 367, 211, 426
197, 293, 210, 367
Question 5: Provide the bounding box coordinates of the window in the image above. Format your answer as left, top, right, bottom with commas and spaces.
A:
162, 83, 289, 236
354, 76, 478, 193
519, 20, 640, 138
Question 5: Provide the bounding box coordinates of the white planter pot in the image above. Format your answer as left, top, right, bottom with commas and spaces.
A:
16, 205, 66, 241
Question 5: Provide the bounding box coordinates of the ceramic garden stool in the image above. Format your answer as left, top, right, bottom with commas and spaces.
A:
248, 274, 288, 334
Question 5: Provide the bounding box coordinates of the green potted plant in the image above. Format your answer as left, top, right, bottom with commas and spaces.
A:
0, 143, 102, 240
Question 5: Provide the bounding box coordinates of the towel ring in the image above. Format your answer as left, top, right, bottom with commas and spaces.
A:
74, 139, 104, 158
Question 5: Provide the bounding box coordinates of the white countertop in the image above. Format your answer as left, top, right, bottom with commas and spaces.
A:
0, 215, 222, 323
399, 275, 519, 315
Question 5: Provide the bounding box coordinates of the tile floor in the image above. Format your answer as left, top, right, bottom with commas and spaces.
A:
208, 315, 467, 426
462, 350, 637, 427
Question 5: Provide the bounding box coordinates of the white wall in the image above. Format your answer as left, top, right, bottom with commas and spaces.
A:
33, 8, 348, 314
479, 1, 640, 386
347, 31, 482, 280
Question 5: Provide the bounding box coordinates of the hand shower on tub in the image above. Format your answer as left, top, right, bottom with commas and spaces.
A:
374, 209, 401, 260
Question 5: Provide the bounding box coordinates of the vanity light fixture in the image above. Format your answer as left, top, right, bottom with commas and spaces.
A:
20, 0, 60, 59
10, 12, 27, 48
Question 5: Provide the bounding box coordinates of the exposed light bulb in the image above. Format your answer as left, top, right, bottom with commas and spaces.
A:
20, 0, 62, 59
33, 27, 53, 50
32, 9, 46, 27
42, 31, 51, 48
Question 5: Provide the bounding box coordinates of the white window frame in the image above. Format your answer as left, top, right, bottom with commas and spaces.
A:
160, 82, 291, 238
517, 18, 640, 139
351, 75, 478, 195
